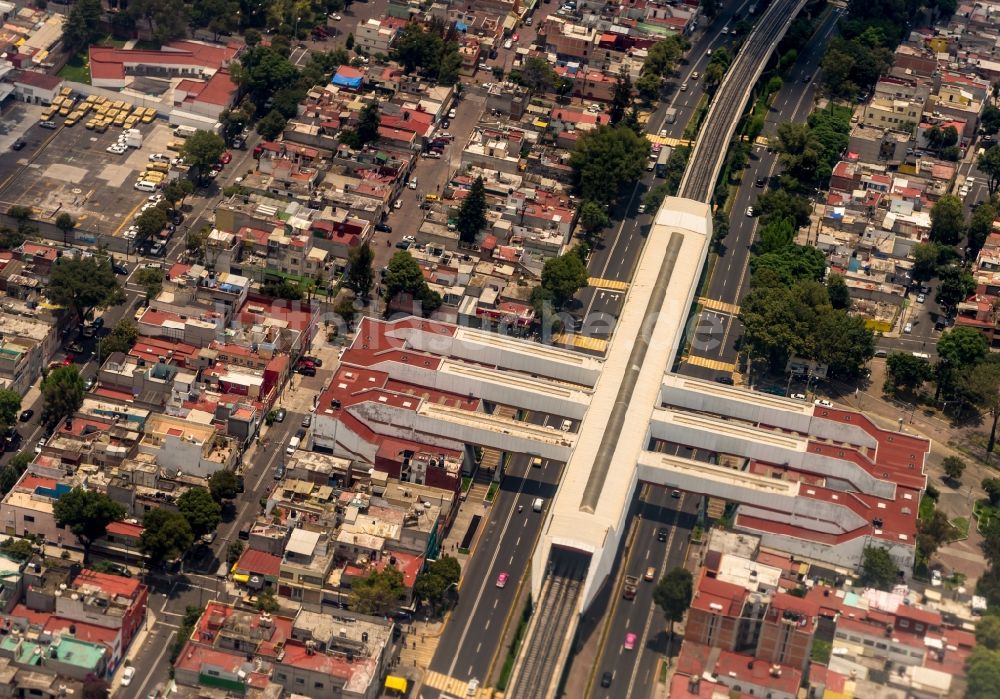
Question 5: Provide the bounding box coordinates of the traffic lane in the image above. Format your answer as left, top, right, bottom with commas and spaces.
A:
590, 489, 696, 698
630, 494, 699, 692
430, 455, 561, 679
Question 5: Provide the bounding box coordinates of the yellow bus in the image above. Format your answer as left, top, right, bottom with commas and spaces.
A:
146, 162, 169, 174
166, 140, 185, 151
40, 107, 56, 121
64, 114, 79, 127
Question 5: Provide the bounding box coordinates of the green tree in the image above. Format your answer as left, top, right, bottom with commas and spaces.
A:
937, 326, 988, 370
177, 487, 222, 539
180, 130, 226, 182
885, 352, 932, 392
55, 213, 76, 244
0, 538, 35, 562
979, 145, 1000, 196
47, 256, 126, 325
254, 587, 280, 612
652, 567, 693, 634
942, 456, 965, 483
757, 217, 795, 254
916, 508, 953, 565
977, 613, 1000, 650
750, 245, 827, 287
456, 176, 488, 244
608, 67, 633, 125
208, 470, 240, 502
382, 251, 441, 316
534, 248, 589, 310
858, 545, 897, 590
755, 189, 812, 228
98, 319, 139, 357
82, 673, 109, 699
969, 202, 998, 258
570, 125, 649, 206
813, 311, 875, 379
984, 477, 1000, 505
636, 71, 663, 102
826, 274, 851, 309
956, 356, 1000, 452
162, 179, 194, 209
233, 45, 300, 113
40, 365, 85, 429
517, 56, 557, 95
255, 109, 287, 140
61, 0, 103, 51
345, 242, 374, 300
139, 508, 194, 566
53, 488, 126, 561
135, 267, 164, 302
349, 565, 405, 615
982, 105, 1000, 135
968, 646, 1000, 699
935, 265, 975, 315
135, 207, 168, 246
356, 102, 381, 145
929, 195, 966, 245
414, 555, 461, 611
227, 540, 245, 564
912, 242, 941, 282
0, 389, 20, 428
578, 200, 610, 238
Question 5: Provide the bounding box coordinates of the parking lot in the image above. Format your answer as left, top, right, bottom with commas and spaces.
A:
0, 103, 176, 238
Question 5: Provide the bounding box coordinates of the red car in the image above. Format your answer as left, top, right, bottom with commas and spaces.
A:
62, 355, 74, 365
220, 151, 232, 164
512, 33, 519, 41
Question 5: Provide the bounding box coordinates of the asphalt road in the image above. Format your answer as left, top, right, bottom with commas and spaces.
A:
679, 6, 843, 381
121, 412, 302, 699
588, 486, 698, 699
420, 416, 566, 697
574, 0, 758, 334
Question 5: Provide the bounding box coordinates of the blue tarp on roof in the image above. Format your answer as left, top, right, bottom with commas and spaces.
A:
455, 21, 468, 31
332, 72, 363, 89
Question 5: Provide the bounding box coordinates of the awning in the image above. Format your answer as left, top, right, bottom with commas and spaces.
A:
385, 676, 408, 692
232, 573, 249, 583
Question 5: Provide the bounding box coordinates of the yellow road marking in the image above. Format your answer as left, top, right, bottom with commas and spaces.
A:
647, 135, 693, 148
422, 670, 490, 697
697, 296, 740, 316
552, 333, 609, 353
588, 277, 629, 291
684, 354, 736, 373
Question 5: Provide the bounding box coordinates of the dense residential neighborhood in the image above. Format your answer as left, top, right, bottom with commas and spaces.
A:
0, 0, 991, 698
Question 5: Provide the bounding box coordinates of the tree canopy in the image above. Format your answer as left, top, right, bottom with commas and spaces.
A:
208, 470, 240, 502
47, 256, 125, 325
61, 0, 103, 51
53, 488, 125, 557
858, 545, 897, 590
140, 508, 194, 566
345, 242, 374, 300
978, 145, 1000, 196
456, 176, 488, 244
349, 565, 405, 615
40, 365, 86, 430
532, 247, 589, 312
929, 195, 966, 245
652, 567, 693, 632
570, 125, 650, 206
99, 320, 139, 358
0, 389, 20, 428
414, 555, 461, 612
382, 251, 442, 316
885, 352, 932, 392
177, 487, 222, 539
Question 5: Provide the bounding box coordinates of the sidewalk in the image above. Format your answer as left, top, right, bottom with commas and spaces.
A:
391, 483, 491, 696
109, 609, 159, 692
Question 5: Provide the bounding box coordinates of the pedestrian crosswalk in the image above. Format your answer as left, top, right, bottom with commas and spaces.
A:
697, 296, 741, 316
552, 333, 609, 353
588, 277, 629, 291
421, 670, 496, 697
647, 135, 694, 148
684, 354, 737, 373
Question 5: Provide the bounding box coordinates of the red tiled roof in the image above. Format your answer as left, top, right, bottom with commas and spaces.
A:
235, 549, 282, 578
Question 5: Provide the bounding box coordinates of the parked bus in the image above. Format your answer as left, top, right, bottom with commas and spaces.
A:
655, 147, 672, 177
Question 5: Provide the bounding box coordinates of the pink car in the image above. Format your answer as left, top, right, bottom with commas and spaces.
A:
624, 632, 637, 650
496, 572, 509, 589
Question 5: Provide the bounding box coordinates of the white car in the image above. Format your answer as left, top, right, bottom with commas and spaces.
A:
814, 399, 833, 408
408, 180, 417, 190
931, 569, 942, 587
148, 153, 169, 162
401, 235, 416, 243
106, 144, 126, 154
745, 206, 754, 217
331, 13, 342, 20
394, 200, 402, 209
659, 129, 667, 137
904, 322, 913, 334
638, 204, 647, 213
448, 108, 457, 119
503, 39, 513, 49
34, 439, 44, 454
722, 25, 730, 33
120, 666, 136, 687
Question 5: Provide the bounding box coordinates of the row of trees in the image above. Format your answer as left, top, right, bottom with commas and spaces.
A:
636, 36, 689, 102
771, 105, 853, 189
391, 21, 463, 86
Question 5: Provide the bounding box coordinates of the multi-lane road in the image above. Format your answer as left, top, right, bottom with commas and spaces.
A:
588, 486, 698, 699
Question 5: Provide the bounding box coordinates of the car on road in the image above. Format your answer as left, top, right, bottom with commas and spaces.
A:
659, 129, 667, 137
714, 376, 734, 385
496, 572, 509, 588
149, 242, 165, 257
638, 203, 647, 213
395, 240, 411, 250
448, 108, 457, 119
657, 527, 668, 542
722, 25, 730, 33
302, 414, 312, 428
671, 489, 681, 498
745, 206, 755, 217
10, 139, 25, 151
916, 293, 926, 303
18, 410, 33, 423
208, 169, 219, 179
755, 176, 766, 187
273, 408, 287, 423
814, 399, 833, 408
301, 356, 323, 367
645, 566, 656, 581
149, 153, 169, 162
401, 235, 416, 244
374, 222, 392, 233
601, 672, 613, 688
330, 13, 342, 20
904, 322, 913, 334
113, 263, 129, 275
408, 179, 418, 190
624, 632, 637, 650
220, 151, 232, 164
934, 320, 946, 332
39, 121, 57, 129
790, 393, 806, 400
931, 569, 942, 586
691, 71, 699, 80
274, 462, 286, 480
121, 667, 136, 687
680, 82, 688, 91
503, 39, 513, 49
393, 200, 402, 209
84, 377, 94, 391
34, 438, 44, 454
